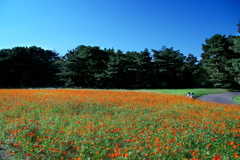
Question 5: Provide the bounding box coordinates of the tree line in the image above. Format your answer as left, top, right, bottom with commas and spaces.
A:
0, 32, 240, 89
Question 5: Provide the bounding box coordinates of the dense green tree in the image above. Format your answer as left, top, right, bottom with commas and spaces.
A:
59, 47, 153, 89
181, 54, 199, 87
227, 35, 240, 86
229, 35, 240, 54
225, 58, 240, 86
28, 46, 61, 86
0, 44, 210, 89
120, 51, 139, 88
135, 49, 153, 88
0, 46, 60, 87
0, 49, 13, 87
152, 46, 186, 88
105, 49, 126, 88
59, 45, 109, 88
118, 50, 153, 88
201, 34, 235, 87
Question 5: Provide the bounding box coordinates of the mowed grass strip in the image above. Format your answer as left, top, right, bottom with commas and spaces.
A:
139, 88, 231, 98
233, 95, 240, 104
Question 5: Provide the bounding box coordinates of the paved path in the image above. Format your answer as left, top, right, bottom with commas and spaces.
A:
197, 92, 240, 105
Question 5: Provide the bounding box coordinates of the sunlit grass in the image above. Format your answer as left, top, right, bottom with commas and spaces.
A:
0, 89, 239, 159
233, 95, 240, 104
139, 88, 231, 98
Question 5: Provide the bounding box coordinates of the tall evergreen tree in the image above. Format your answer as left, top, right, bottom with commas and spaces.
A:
135, 49, 153, 88
201, 34, 235, 87
105, 49, 126, 88
227, 23, 240, 87
181, 54, 199, 87
0, 49, 14, 87
59, 45, 109, 88
152, 46, 185, 88
0, 46, 60, 87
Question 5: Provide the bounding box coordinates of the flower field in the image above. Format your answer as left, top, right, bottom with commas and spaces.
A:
0, 89, 239, 160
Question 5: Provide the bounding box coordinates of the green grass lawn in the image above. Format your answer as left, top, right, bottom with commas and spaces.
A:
233, 95, 240, 104
138, 88, 231, 98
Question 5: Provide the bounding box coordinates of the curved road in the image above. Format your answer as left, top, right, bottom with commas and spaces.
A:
197, 92, 240, 105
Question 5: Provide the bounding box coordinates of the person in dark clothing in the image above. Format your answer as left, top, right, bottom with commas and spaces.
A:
191, 93, 195, 99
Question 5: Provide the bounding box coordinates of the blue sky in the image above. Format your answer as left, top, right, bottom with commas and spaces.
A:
1, 0, 240, 59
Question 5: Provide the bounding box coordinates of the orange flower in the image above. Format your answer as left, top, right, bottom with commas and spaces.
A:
122, 153, 128, 157
9, 152, 15, 155
152, 152, 157, 155
228, 142, 234, 145
234, 153, 239, 158
55, 148, 59, 153
1, 89, 240, 159
192, 151, 197, 157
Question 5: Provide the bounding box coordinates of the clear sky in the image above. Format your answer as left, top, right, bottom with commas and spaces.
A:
1, 0, 240, 59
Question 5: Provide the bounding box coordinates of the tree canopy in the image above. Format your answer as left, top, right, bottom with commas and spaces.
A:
0, 46, 61, 87
201, 34, 240, 88
1, 23, 240, 89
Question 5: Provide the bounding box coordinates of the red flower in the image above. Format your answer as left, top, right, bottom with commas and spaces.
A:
122, 153, 128, 157
212, 154, 221, 160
